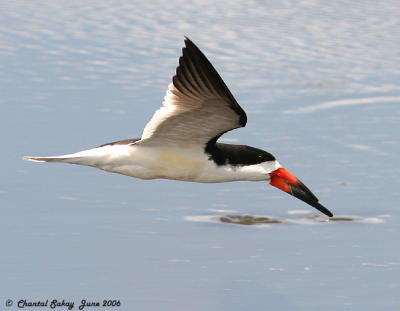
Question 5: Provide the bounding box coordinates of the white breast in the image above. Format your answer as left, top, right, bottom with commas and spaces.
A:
193, 158, 280, 183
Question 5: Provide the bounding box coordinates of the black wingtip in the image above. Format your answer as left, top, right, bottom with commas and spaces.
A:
176, 36, 247, 127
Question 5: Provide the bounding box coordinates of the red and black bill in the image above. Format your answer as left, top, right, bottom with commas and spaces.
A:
269, 168, 333, 217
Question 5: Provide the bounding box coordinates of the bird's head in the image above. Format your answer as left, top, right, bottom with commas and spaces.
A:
269, 167, 333, 217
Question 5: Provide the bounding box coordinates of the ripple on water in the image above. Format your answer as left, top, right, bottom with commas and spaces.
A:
184, 213, 385, 226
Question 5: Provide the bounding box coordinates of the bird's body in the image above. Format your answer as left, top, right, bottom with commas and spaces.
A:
30, 139, 280, 183
24, 38, 333, 217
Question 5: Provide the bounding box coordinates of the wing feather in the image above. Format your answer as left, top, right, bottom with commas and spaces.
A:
140, 38, 247, 147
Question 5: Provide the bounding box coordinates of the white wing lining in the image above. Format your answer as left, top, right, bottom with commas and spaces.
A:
139, 38, 247, 147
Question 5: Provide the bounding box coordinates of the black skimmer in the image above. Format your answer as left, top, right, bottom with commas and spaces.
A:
23, 38, 333, 217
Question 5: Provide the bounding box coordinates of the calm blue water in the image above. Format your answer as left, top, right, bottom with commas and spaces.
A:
1, 1, 400, 310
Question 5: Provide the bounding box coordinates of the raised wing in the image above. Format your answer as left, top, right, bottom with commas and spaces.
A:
140, 37, 247, 147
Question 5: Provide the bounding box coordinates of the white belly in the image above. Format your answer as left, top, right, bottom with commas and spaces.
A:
123, 145, 207, 181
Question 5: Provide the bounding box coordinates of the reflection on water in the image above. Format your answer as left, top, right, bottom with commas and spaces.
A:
220, 215, 282, 225
185, 213, 385, 226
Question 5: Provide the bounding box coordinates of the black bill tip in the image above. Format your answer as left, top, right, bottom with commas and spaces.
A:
307, 201, 333, 218
290, 183, 333, 217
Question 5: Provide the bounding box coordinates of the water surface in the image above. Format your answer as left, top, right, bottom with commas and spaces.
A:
1, 1, 400, 310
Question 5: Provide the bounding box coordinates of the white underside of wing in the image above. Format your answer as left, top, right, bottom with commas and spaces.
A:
140, 84, 240, 146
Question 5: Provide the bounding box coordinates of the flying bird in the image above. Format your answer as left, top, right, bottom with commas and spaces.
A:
23, 38, 333, 217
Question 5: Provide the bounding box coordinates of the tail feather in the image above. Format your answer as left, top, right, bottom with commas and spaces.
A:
22, 153, 86, 164
23, 144, 132, 167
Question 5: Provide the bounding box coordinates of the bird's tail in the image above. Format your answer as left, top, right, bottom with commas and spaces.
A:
22, 154, 85, 164
23, 144, 132, 168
